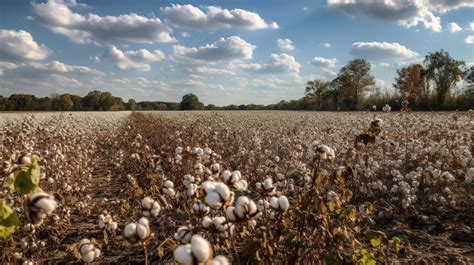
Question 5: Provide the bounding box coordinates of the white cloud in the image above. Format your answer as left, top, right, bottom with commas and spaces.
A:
162, 4, 278, 30
103, 45, 165, 71
0, 60, 104, 95
323, 42, 331, 48
172, 36, 255, 62
327, 0, 474, 32
466, 35, 474, 44
310, 56, 337, 68
181, 32, 190, 38
350, 41, 419, 60
447, 22, 462, 32
0, 29, 50, 61
277, 38, 295, 51
32, 0, 174, 44
240, 53, 301, 74
184, 66, 234, 75
469, 22, 474, 30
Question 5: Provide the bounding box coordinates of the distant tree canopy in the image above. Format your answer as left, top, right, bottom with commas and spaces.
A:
0, 50, 472, 112
180, 93, 204, 110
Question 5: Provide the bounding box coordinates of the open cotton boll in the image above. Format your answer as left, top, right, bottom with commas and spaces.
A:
191, 235, 212, 263
163, 187, 176, 197
205, 191, 223, 209
202, 216, 212, 228
31, 192, 58, 214
234, 179, 248, 191
164, 180, 174, 189
221, 170, 231, 181
193, 202, 210, 216
214, 183, 231, 200
210, 255, 230, 265
187, 183, 198, 196
151, 201, 161, 216
226, 206, 237, 221
124, 223, 137, 239
175, 226, 192, 244
142, 197, 154, 209
174, 244, 193, 265
327, 191, 339, 202
136, 218, 150, 240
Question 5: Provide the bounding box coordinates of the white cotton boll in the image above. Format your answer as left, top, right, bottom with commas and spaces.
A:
99, 220, 105, 229
32, 193, 57, 214
136, 224, 150, 240
151, 202, 161, 216
82, 251, 95, 263
278, 196, 290, 211
256, 182, 262, 190
13, 252, 22, 259
79, 244, 94, 256
263, 178, 274, 190
205, 191, 223, 209
201, 181, 215, 192
270, 197, 279, 210
202, 216, 212, 228
226, 207, 237, 221
214, 183, 231, 200
187, 183, 198, 196
108, 222, 118, 231
238, 180, 249, 191
174, 244, 193, 265
210, 255, 230, 265
221, 170, 231, 181
142, 197, 154, 209
191, 235, 212, 262
124, 223, 137, 238
193, 202, 210, 215
175, 226, 192, 244
164, 180, 174, 189
163, 187, 176, 197
327, 148, 335, 160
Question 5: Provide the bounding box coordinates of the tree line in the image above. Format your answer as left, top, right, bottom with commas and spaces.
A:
0, 50, 472, 112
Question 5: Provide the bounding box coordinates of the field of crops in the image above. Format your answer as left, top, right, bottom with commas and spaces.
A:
0, 111, 473, 264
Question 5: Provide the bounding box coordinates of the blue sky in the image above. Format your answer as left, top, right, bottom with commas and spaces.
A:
0, 0, 473, 105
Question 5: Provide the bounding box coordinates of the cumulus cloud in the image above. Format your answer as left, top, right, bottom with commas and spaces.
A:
240, 53, 301, 74
328, 0, 474, 32
469, 22, 474, 30
277, 38, 295, 51
32, 0, 174, 44
0, 29, 50, 61
184, 66, 234, 75
0, 60, 104, 95
447, 22, 462, 32
310, 56, 337, 68
103, 45, 165, 71
350, 42, 419, 60
466, 36, 474, 44
172, 36, 255, 62
323, 42, 331, 48
162, 4, 278, 30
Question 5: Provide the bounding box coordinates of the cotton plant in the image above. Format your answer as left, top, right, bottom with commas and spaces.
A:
98, 211, 118, 233
174, 234, 229, 265
141, 196, 161, 217
77, 238, 101, 263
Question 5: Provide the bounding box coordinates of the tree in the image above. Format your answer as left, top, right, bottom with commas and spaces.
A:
325, 78, 342, 111
128, 99, 137, 111
337, 59, 375, 110
305, 80, 330, 110
56, 94, 74, 111
393, 64, 424, 107
423, 50, 465, 107
180, 93, 204, 110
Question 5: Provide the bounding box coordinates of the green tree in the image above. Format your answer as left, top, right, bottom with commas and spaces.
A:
128, 99, 138, 111
305, 80, 330, 110
180, 93, 204, 110
56, 94, 74, 111
423, 50, 465, 107
337, 59, 375, 110
393, 64, 425, 108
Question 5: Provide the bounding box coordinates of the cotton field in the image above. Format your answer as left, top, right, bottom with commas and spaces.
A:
0, 111, 473, 264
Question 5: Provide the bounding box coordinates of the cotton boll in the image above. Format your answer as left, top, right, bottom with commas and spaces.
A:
193, 202, 210, 216
163, 187, 176, 197
174, 244, 193, 265
226, 206, 237, 221
175, 226, 192, 244
214, 183, 231, 200
164, 180, 174, 189
270, 197, 279, 210
191, 235, 212, 262
278, 196, 290, 211
82, 251, 95, 263
205, 191, 223, 209
202, 216, 212, 228
124, 223, 137, 239
142, 197, 154, 209
210, 255, 230, 265
326, 191, 338, 202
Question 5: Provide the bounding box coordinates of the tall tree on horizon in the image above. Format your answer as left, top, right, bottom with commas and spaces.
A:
337, 58, 375, 110
305, 79, 330, 110
423, 50, 465, 107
